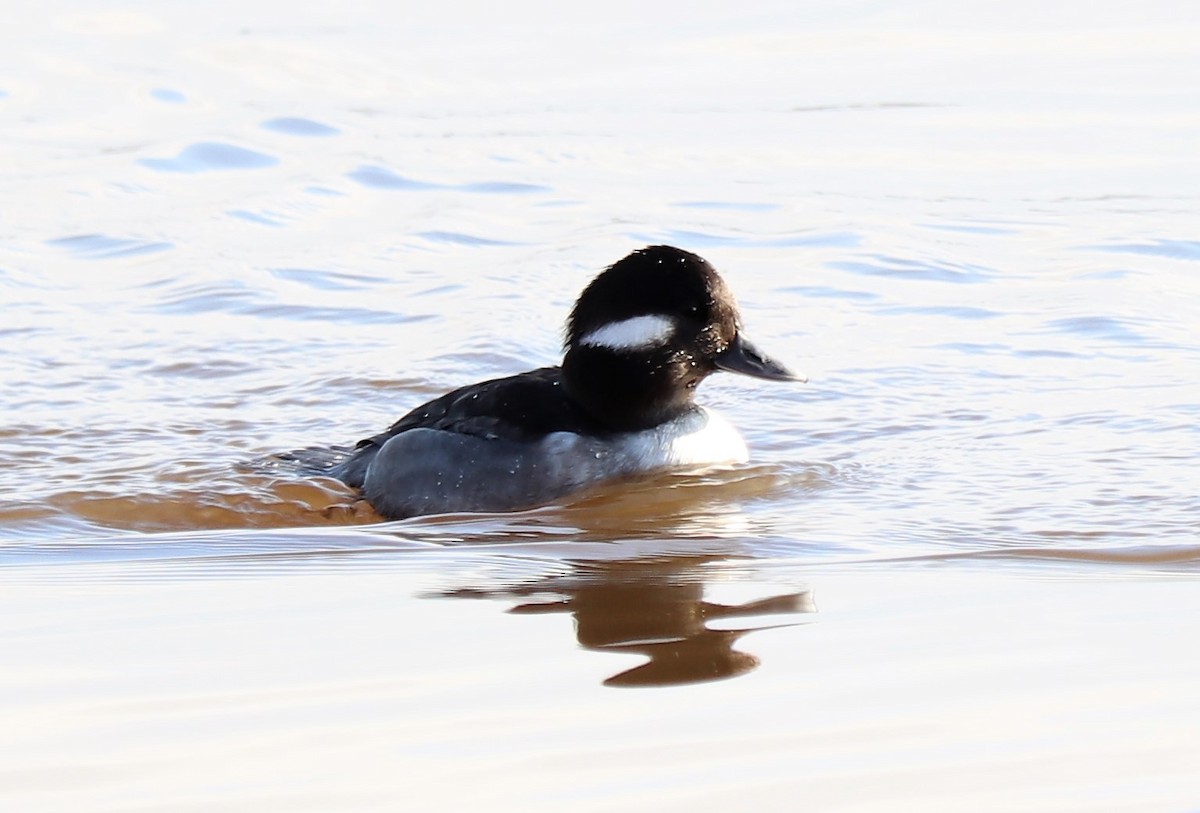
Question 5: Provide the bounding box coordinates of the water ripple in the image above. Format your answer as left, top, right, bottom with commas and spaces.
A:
147, 280, 261, 314
261, 117, 340, 137
458, 180, 549, 194
150, 88, 186, 103
346, 164, 549, 194
634, 229, 861, 249
671, 201, 780, 212
830, 254, 993, 283
1043, 316, 1147, 343
345, 166, 440, 190
247, 304, 419, 324
139, 142, 280, 172
876, 305, 1002, 320
920, 222, 1018, 235
46, 234, 173, 260
268, 268, 389, 291
417, 230, 520, 247
228, 210, 285, 227
1090, 238, 1200, 261
780, 285, 878, 301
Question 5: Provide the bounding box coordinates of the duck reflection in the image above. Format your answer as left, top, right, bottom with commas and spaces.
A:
446, 557, 815, 688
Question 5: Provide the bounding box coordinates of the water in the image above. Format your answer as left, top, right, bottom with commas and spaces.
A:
3, 1, 1199, 810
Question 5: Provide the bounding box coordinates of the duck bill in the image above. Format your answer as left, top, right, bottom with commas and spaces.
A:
715, 334, 806, 382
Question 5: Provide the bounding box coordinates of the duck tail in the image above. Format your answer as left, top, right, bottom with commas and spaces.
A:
266, 445, 354, 476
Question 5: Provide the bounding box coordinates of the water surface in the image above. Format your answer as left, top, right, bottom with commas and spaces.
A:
2, 1, 1199, 810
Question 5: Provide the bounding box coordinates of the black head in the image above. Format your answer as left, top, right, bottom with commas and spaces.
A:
561, 245, 800, 431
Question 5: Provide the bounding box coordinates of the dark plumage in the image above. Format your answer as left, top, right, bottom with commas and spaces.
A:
334, 367, 605, 488
277, 245, 800, 519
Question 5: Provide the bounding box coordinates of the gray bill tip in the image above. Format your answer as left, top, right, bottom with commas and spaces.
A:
714, 335, 806, 383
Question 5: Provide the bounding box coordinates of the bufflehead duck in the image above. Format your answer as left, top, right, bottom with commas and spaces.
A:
288, 245, 801, 519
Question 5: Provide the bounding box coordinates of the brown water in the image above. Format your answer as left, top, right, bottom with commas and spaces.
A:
3, 2, 1200, 810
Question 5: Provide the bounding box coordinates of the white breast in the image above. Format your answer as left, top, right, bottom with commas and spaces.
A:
615, 406, 749, 471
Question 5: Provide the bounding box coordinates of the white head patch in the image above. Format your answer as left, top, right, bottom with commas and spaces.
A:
579, 314, 675, 351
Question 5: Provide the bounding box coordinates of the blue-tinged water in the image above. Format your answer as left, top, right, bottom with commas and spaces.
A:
2, 2, 1199, 811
